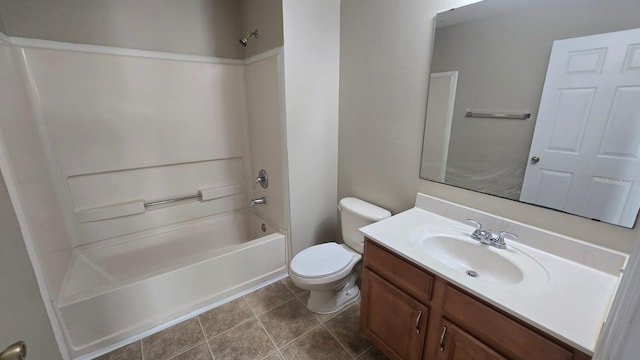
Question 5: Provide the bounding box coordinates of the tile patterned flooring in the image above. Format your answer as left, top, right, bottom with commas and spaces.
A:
96, 277, 388, 360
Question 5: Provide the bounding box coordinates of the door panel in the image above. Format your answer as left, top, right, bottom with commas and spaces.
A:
547, 88, 595, 153
532, 169, 573, 209
623, 44, 640, 71
566, 48, 606, 74
598, 87, 640, 158
583, 176, 632, 223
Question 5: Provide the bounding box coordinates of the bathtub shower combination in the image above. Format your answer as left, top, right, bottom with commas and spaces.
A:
0, 34, 288, 359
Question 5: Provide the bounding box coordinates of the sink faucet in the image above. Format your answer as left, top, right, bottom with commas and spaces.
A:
250, 197, 266, 207
465, 219, 517, 249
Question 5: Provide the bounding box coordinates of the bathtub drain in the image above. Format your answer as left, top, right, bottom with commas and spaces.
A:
466, 270, 478, 278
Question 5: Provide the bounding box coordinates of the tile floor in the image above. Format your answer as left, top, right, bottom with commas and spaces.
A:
96, 277, 388, 360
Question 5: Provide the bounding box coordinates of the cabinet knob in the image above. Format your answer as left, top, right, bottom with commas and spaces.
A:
439, 326, 448, 352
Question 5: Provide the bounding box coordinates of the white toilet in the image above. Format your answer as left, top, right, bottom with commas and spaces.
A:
289, 197, 391, 314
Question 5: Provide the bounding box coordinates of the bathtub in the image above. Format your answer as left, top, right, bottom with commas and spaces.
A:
57, 210, 287, 358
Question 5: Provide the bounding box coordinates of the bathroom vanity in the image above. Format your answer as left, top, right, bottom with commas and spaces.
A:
359, 194, 627, 360
361, 240, 590, 360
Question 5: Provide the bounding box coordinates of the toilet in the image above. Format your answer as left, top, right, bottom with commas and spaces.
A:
289, 197, 391, 314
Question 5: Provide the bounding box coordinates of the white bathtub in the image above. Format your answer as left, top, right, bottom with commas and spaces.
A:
57, 210, 287, 358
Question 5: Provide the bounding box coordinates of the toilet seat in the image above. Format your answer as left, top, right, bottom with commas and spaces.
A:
290, 242, 355, 279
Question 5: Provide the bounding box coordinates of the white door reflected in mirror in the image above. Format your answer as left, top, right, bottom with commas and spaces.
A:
421, 71, 458, 182
521, 28, 640, 228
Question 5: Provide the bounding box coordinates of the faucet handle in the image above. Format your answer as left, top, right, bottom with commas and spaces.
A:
494, 231, 518, 249
498, 231, 518, 241
465, 219, 483, 239
255, 169, 268, 189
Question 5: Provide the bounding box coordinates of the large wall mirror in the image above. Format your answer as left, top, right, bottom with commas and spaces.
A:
421, 0, 640, 228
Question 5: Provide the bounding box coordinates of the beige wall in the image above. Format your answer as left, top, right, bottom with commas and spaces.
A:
0, 0, 285, 59
0, 0, 244, 58
339, 0, 474, 214
240, 0, 284, 58
432, 1, 640, 200
0, 173, 61, 360
338, 0, 638, 253
283, 0, 340, 256
0, 8, 6, 34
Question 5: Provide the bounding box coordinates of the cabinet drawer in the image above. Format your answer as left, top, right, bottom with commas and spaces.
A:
443, 285, 574, 360
364, 239, 433, 304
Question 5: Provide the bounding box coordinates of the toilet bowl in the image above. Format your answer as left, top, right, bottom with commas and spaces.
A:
289, 242, 362, 314
289, 198, 391, 314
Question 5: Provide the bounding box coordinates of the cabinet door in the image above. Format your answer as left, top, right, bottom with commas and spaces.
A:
437, 319, 506, 360
360, 269, 428, 360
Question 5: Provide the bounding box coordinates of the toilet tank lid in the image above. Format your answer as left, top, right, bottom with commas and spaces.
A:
339, 197, 391, 221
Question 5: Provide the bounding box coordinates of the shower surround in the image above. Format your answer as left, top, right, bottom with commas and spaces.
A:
0, 34, 289, 359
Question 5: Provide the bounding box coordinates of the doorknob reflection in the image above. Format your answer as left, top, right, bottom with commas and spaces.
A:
0, 341, 26, 360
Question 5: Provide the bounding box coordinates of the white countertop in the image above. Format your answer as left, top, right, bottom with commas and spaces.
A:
359, 194, 627, 355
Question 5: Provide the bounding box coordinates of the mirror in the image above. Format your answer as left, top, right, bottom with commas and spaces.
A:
421, 0, 640, 228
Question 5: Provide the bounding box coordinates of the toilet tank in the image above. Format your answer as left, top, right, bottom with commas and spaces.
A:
339, 197, 391, 254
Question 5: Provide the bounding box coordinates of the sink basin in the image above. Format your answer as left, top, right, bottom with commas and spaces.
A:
411, 226, 547, 285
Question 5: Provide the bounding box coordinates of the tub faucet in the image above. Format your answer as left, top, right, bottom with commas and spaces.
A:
250, 197, 266, 207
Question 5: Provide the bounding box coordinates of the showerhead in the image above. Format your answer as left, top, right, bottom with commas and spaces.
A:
239, 29, 259, 47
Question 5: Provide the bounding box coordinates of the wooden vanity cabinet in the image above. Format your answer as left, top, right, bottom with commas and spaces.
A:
360, 239, 592, 360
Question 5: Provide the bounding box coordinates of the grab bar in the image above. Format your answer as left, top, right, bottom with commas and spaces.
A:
144, 184, 245, 209
144, 193, 202, 208
75, 184, 245, 222
465, 111, 531, 120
